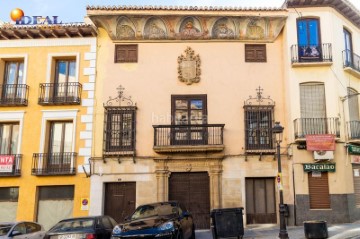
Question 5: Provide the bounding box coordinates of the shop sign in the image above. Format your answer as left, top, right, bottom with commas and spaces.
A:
348, 145, 360, 155
303, 163, 336, 172
306, 134, 335, 151
0, 155, 14, 173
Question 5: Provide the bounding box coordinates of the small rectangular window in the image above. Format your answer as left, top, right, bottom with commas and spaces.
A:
245, 44, 267, 62
115, 45, 138, 63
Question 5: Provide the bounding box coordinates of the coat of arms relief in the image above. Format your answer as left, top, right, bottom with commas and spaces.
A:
177, 47, 201, 85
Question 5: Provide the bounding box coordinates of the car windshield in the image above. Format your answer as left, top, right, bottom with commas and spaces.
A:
50, 219, 94, 232
131, 202, 178, 220
0, 224, 13, 236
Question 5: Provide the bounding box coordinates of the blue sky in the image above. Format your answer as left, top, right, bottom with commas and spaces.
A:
1, 0, 360, 23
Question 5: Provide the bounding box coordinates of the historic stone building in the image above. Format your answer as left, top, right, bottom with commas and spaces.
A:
87, 5, 293, 228
0, 23, 96, 229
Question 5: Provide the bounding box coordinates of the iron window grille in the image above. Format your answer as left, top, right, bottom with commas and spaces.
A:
244, 87, 275, 153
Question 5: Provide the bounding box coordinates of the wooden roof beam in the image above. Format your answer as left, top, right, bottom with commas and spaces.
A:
65, 29, 72, 38
12, 30, 22, 39
26, 30, 34, 39
77, 29, 84, 37
50, 30, 59, 38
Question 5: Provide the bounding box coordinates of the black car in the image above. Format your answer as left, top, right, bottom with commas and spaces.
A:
111, 201, 195, 239
44, 216, 117, 239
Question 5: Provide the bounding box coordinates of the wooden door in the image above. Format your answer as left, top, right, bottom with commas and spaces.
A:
104, 182, 136, 223
169, 172, 210, 229
246, 178, 276, 224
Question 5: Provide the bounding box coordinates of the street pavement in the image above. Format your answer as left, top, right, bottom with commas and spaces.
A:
195, 222, 360, 239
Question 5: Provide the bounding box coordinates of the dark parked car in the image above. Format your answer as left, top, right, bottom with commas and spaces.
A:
44, 216, 117, 239
0, 221, 45, 239
111, 201, 195, 239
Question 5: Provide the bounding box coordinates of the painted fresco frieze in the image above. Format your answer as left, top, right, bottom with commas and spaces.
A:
91, 15, 286, 42
177, 47, 201, 85
116, 17, 136, 39
144, 18, 167, 39
212, 18, 235, 39
178, 17, 207, 40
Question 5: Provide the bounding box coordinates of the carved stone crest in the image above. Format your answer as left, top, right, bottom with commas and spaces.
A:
177, 47, 201, 85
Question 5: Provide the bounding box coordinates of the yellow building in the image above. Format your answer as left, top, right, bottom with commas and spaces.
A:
0, 24, 97, 229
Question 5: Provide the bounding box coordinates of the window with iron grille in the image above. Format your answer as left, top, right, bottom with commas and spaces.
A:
104, 107, 136, 154
245, 44, 267, 62
244, 106, 274, 151
114, 45, 138, 63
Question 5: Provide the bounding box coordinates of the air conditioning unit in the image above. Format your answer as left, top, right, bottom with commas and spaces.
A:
313, 151, 334, 160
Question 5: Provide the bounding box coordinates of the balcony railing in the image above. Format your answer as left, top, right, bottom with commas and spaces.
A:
343, 50, 360, 73
0, 84, 29, 106
38, 82, 82, 105
347, 121, 360, 140
294, 118, 340, 139
153, 124, 225, 152
291, 43, 332, 63
0, 154, 21, 177
32, 152, 76, 176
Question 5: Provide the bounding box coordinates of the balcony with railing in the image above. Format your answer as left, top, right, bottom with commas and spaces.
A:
347, 121, 360, 143
0, 84, 29, 106
153, 124, 225, 153
291, 43, 332, 66
38, 82, 82, 105
343, 50, 360, 78
32, 152, 76, 176
0, 154, 21, 177
294, 118, 340, 140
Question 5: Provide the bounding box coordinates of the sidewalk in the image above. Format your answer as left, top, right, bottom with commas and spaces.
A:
195, 222, 360, 239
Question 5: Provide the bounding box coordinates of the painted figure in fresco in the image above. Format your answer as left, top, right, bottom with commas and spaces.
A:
246, 19, 265, 39
116, 24, 135, 39
213, 23, 234, 39
180, 21, 205, 39
148, 23, 166, 39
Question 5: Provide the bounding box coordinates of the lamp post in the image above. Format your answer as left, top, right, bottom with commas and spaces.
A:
272, 122, 289, 239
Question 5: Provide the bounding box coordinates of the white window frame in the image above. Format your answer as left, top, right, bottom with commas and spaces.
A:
0, 54, 28, 85
0, 111, 25, 154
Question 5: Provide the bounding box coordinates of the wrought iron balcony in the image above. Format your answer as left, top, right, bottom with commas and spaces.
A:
347, 121, 360, 141
38, 82, 82, 105
294, 118, 340, 139
0, 154, 21, 177
291, 43, 332, 64
0, 84, 29, 106
32, 152, 76, 176
343, 50, 360, 73
153, 124, 225, 153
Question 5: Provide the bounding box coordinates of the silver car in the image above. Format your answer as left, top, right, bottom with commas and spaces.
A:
0, 222, 45, 239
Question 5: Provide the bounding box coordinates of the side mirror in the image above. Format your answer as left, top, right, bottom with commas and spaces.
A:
11, 231, 23, 237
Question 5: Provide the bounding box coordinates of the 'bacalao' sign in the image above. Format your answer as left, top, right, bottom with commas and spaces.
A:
306, 134, 336, 151
303, 163, 336, 172
0, 155, 15, 173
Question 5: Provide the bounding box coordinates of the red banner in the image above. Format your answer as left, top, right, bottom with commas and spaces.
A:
0, 155, 15, 173
306, 134, 335, 151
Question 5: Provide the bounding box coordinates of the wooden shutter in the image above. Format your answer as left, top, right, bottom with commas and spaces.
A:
348, 88, 360, 121
353, 165, 360, 207
245, 44, 267, 62
308, 172, 330, 209
115, 44, 138, 63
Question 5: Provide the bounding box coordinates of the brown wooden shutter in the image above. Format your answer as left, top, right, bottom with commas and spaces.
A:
245, 44, 267, 62
115, 44, 138, 63
352, 165, 360, 207
308, 172, 330, 209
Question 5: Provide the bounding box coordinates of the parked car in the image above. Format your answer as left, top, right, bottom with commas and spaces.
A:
111, 201, 195, 239
43, 216, 117, 239
0, 221, 45, 239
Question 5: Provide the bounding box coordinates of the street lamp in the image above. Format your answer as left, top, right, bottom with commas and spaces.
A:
272, 122, 289, 239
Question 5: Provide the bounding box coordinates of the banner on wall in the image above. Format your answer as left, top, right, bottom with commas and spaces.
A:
306, 135, 335, 151
0, 155, 14, 173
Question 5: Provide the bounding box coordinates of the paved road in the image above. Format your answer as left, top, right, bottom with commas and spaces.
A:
195, 223, 360, 239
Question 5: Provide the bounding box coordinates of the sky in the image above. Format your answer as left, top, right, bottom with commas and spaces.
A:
1, 0, 360, 24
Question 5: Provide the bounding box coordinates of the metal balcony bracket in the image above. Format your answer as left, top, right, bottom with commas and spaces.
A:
133, 153, 136, 164
102, 157, 106, 163
117, 157, 121, 164
244, 153, 248, 162
273, 153, 276, 161
259, 152, 263, 161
